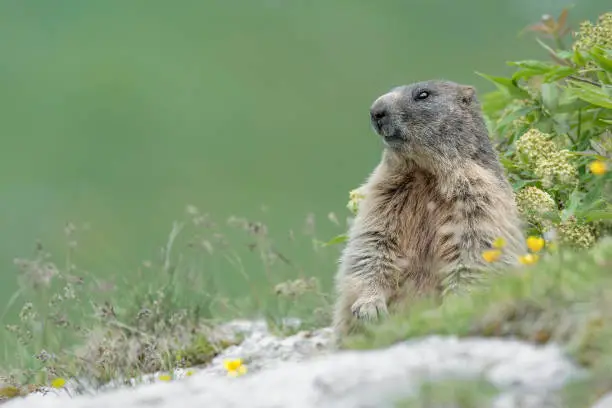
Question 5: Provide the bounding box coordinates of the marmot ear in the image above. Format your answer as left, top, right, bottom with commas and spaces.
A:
459, 85, 476, 105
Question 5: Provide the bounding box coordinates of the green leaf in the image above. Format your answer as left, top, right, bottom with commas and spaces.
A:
535, 38, 557, 54
499, 156, 514, 168
507, 60, 555, 71
590, 140, 609, 157
580, 210, 612, 222
506, 60, 575, 83
566, 81, 612, 109
507, 60, 553, 82
596, 70, 610, 84
510, 179, 535, 191
571, 49, 587, 67
318, 234, 348, 247
588, 46, 612, 73
480, 90, 513, 120
543, 66, 576, 82
554, 97, 589, 113
495, 106, 536, 130
512, 68, 546, 82
561, 190, 586, 221
535, 38, 571, 64
475, 72, 529, 99
540, 83, 559, 111
571, 151, 609, 161
557, 50, 574, 60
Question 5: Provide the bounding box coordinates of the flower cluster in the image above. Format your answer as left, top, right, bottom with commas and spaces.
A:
346, 189, 365, 215
515, 129, 557, 163
557, 217, 598, 250
514, 186, 557, 225
572, 12, 612, 52
515, 129, 578, 188
534, 150, 578, 188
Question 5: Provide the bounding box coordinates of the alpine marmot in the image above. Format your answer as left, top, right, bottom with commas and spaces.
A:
332, 79, 526, 338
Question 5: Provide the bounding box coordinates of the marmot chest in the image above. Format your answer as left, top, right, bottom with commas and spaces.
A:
372, 171, 452, 256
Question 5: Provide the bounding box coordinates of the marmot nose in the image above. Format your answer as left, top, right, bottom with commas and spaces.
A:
370, 106, 388, 122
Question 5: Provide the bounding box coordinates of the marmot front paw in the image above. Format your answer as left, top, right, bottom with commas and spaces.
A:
351, 297, 388, 321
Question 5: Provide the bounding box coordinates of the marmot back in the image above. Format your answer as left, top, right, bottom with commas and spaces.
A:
332, 80, 526, 339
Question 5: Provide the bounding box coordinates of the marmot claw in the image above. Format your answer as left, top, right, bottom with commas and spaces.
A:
351, 297, 388, 321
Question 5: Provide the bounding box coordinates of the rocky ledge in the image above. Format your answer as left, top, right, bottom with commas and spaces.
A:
4, 319, 611, 408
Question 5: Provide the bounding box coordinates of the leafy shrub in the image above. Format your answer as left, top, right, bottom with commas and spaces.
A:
479, 10, 612, 246
329, 10, 612, 252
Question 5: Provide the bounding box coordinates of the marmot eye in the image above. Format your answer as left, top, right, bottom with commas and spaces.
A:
416, 91, 430, 100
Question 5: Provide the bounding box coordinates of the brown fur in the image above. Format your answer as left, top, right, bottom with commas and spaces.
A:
332, 80, 526, 339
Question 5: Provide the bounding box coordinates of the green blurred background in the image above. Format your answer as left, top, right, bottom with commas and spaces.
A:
0, 0, 607, 326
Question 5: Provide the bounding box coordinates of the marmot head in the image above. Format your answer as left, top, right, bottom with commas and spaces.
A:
369, 80, 493, 166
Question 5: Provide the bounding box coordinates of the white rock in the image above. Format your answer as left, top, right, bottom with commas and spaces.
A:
5, 332, 580, 408
592, 393, 612, 408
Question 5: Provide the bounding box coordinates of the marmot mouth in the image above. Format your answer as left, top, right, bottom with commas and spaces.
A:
372, 122, 404, 146
372, 124, 392, 138
371, 121, 383, 135
382, 134, 404, 147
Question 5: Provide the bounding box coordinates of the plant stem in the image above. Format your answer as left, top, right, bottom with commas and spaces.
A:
568, 76, 602, 87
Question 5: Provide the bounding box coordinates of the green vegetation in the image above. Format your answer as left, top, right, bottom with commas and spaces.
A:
342, 10, 612, 405
0, 210, 339, 397
482, 10, 612, 244
1, 7, 612, 407
393, 379, 501, 408
347, 237, 612, 405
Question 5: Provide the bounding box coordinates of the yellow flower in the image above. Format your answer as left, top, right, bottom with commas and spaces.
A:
185, 370, 195, 377
526, 236, 545, 253
589, 160, 607, 176
50, 378, 66, 389
519, 254, 539, 265
158, 374, 172, 382
224, 358, 248, 377
482, 249, 502, 263
492, 237, 506, 249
